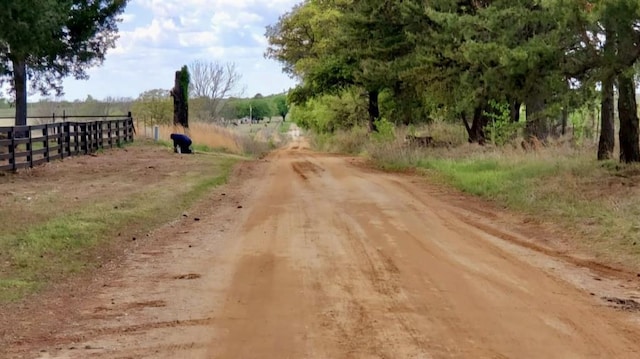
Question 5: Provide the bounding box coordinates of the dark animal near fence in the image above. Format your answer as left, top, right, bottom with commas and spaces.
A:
405, 134, 434, 147
0, 115, 134, 171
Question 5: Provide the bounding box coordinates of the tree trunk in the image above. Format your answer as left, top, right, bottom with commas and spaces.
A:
525, 91, 549, 141
462, 106, 487, 144
561, 106, 568, 136
12, 58, 28, 129
597, 74, 615, 160
618, 72, 640, 163
367, 90, 379, 132
509, 97, 521, 123
171, 70, 189, 128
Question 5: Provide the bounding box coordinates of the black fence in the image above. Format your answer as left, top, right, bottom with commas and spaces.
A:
0, 113, 135, 171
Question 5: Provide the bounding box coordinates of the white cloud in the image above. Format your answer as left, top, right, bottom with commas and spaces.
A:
50, 0, 300, 100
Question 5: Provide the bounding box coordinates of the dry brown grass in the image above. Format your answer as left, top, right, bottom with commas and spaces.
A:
134, 121, 277, 157
136, 122, 241, 153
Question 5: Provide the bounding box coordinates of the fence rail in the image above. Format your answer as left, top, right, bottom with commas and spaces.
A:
0, 115, 135, 171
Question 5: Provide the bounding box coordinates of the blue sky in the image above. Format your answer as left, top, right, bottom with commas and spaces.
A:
53, 0, 300, 101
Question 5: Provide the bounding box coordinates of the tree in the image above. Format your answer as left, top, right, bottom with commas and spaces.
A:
188, 60, 242, 122
266, 1, 359, 120
170, 66, 190, 128
273, 95, 289, 120
0, 0, 128, 127
236, 99, 274, 122
131, 89, 171, 125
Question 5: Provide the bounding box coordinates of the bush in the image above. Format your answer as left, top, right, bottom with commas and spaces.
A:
371, 117, 396, 143
484, 100, 523, 146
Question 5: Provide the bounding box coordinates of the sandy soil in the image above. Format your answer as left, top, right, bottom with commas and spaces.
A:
4, 138, 640, 358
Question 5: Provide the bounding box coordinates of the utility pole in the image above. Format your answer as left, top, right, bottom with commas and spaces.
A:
250, 104, 252, 123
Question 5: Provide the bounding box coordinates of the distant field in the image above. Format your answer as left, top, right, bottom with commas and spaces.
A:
0, 108, 14, 126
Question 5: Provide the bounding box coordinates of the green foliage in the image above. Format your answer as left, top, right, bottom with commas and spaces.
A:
279, 121, 291, 133
267, 0, 640, 160
371, 117, 396, 143
235, 99, 274, 121
289, 89, 367, 134
179, 65, 190, 102
484, 100, 523, 146
131, 89, 172, 125
273, 95, 289, 120
0, 0, 128, 125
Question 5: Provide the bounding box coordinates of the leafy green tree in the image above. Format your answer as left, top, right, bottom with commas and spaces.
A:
0, 0, 128, 127
131, 89, 172, 125
273, 95, 289, 120
235, 99, 274, 122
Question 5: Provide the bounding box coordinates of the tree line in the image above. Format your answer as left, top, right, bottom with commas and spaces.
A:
132, 90, 288, 126
265, 0, 640, 162
3, 91, 289, 126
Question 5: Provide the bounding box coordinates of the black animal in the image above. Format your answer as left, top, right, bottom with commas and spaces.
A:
404, 134, 434, 147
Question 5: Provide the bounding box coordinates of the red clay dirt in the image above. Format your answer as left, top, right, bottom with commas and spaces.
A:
3, 138, 640, 358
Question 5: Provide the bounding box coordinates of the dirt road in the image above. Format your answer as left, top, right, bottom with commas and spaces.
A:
9, 139, 640, 358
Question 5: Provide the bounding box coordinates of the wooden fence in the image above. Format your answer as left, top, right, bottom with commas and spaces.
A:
0, 113, 135, 171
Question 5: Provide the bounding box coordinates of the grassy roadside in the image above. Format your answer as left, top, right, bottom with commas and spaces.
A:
312, 126, 640, 269
0, 143, 240, 302
385, 149, 640, 267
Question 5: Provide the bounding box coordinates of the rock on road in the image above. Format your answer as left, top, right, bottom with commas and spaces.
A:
23, 139, 640, 358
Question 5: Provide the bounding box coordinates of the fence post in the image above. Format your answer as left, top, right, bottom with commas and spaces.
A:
27, 126, 33, 168
128, 112, 135, 138
63, 122, 71, 156
9, 128, 15, 171
74, 123, 80, 155
107, 121, 113, 148
116, 120, 121, 144
44, 124, 50, 162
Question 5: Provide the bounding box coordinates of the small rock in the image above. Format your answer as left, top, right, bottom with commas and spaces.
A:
114, 206, 118, 209
194, 217, 200, 221
237, 205, 243, 209
182, 213, 188, 217
590, 293, 595, 296
221, 193, 226, 196
132, 237, 136, 241
188, 245, 192, 248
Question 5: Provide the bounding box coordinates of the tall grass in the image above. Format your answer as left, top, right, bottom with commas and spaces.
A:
135, 121, 274, 158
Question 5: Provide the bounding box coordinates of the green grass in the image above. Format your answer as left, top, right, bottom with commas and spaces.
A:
401, 153, 640, 266
0, 149, 239, 302
279, 121, 291, 133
